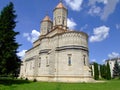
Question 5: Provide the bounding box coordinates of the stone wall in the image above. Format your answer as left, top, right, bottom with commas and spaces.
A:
20, 30, 93, 82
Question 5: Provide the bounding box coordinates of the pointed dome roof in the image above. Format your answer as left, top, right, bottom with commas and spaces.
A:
42, 15, 52, 22
55, 2, 67, 9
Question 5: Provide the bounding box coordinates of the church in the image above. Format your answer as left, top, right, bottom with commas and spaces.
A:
19, 1, 93, 82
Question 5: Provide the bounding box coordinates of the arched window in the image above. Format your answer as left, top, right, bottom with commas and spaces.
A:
68, 54, 72, 66
63, 17, 65, 25
54, 17, 56, 25
25, 63, 27, 73
46, 56, 49, 67
83, 55, 86, 65
38, 57, 41, 67
56, 16, 61, 24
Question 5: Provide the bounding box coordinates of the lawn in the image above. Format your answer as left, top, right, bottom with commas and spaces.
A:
0, 79, 120, 90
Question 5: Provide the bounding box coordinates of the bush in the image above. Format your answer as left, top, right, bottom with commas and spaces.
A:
33, 79, 37, 82
25, 78, 28, 80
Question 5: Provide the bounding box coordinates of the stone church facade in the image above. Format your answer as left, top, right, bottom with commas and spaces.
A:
20, 2, 93, 82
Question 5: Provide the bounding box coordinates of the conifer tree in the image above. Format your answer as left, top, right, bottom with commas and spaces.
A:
106, 62, 111, 80
113, 60, 120, 78
0, 2, 20, 76
93, 62, 99, 80
100, 64, 104, 78
100, 64, 107, 79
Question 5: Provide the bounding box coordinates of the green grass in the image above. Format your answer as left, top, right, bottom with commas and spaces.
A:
0, 79, 120, 90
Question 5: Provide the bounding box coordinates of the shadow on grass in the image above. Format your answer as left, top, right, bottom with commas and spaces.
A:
0, 78, 31, 86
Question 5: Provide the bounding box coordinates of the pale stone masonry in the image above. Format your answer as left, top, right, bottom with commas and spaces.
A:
19, 2, 93, 82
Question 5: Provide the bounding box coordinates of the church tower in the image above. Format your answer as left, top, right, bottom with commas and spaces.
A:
20, 1, 93, 82
53, 1, 67, 29
40, 15, 53, 35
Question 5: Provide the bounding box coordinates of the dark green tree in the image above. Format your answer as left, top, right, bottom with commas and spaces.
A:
100, 64, 107, 79
113, 60, 120, 78
0, 2, 20, 76
106, 62, 111, 80
93, 62, 99, 80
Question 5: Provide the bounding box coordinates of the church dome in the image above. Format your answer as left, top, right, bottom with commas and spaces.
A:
55, 2, 67, 9
42, 15, 52, 22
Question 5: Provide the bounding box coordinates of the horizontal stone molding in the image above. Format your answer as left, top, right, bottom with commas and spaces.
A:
41, 31, 88, 41
25, 56, 37, 62
39, 49, 51, 54
56, 45, 88, 52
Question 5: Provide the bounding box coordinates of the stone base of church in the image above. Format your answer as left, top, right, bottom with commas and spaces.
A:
22, 75, 94, 82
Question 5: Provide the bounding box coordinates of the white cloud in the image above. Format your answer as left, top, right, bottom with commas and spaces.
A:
98, 0, 108, 4
80, 24, 88, 31
116, 24, 120, 30
23, 30, 40, 43
108, 52, 120, 59
17, 50, 27, 58
64, 0, 83, 11
101, 0, 119, 20
88, 0, 120, 20
88, 5, 102, 16
67, 18, 77, 30
88, 0, 108, 5
91, 59, 96, 62
89, 25, 110, 42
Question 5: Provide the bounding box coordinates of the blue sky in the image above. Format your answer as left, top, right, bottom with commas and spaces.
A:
0, 0, 120, 64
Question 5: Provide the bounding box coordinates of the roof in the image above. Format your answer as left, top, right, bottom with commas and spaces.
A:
42, 15, 52, 22
55, 2, 66, 9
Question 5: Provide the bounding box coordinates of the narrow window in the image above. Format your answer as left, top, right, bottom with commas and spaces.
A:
83, 55, 86, 65
46, 57, 49, 67
68, 54, 72, 66
63, 17, 65, 25
54, 17, 56, 25
38, 57, 41, 67
25, 63, 27, 73
58, 16, 61, 23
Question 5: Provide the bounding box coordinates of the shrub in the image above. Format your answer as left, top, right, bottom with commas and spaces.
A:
33, 79, 37, 82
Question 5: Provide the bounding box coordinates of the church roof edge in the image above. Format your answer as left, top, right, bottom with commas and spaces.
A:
42, 15, 52, 22
55, 2, 67, 9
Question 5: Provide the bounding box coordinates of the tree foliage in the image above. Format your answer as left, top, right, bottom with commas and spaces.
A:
100, 64, 107, 79
93, 62, 99, 80
100, 62, 111, 80
0, 2, 20, 76
113, 60, 120, 78
106, 62, 111, 80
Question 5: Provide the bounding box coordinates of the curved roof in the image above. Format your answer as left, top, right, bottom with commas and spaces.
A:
55, 2, 67, 9
42, 15, 52, 22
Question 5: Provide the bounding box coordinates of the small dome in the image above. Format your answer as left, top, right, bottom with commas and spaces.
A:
55, 2, 66, 9
42, 15, 51, 22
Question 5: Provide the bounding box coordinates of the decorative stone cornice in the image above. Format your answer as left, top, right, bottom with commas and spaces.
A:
25, 56, 37, 62
39, 49, 51, 54
56, 45, 88, 52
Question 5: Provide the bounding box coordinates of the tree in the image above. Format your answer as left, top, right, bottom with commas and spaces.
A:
100, 63, 111, 80
93, 62, 99, 80
0, 2, 20, 76
100, 64, 107, 79
106, 62, 111, 80
113, 60, 120, 78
